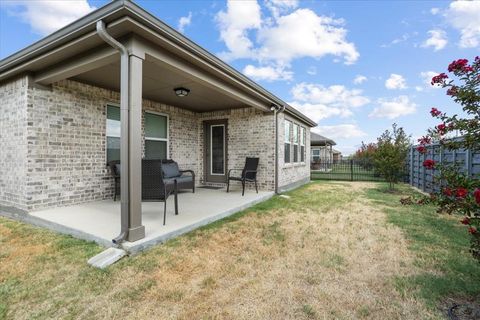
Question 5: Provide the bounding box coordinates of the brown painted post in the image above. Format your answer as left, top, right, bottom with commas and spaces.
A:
127, 53, 145, 242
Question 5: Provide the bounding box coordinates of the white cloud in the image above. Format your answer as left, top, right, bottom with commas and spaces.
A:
265, 0, 298, 18
445, 0, 480, 48
335, 145, 357, 156
381, 33, 412, 47
353, 75, 367, 85
215, 0, 359, 78
385, 73, 407, 90
313, 124, 367, 139
430, 7, 440, 15
420, 71, 442, 89
291, 83, 370, 108
178, 12, 192, 33
289, 83, 370, 122
3, 0, 95, 35
257, 9, 359, 65
243, 64, 293, 81
289, 102, 352, 123
215, 0, 262, 60
421, 29, 447, 51
369, 96, 416, 119
415, 86, 424, 92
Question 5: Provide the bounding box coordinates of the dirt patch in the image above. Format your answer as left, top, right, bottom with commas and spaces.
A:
441, 297, 480, 320
0, 223, 50, 281
89, 183, 431, 319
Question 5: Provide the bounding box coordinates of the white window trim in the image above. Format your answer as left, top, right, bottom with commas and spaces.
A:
300, 127, 305, 147
284, 120, 292, 163
293, 123, 299, 163
144, 111, 170, 159
285, 120, 292, 145
210, 124, 225, 176
293, 124, 299, 145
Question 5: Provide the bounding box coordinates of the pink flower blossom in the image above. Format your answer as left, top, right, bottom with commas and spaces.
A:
416, 146, 427, 154
431, 73, 448, 85
474, 188, 480, 205
448, 59, 469, 72
437, 123, 447, 134
443, 187, 453, 196
461, 217, 470, 225
430, 108, 442, 117
423, 159, 435, 169
418, 136, 432, 145
456, 188, 468, 198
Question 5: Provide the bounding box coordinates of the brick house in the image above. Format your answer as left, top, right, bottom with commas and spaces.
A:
310, 132, 336, 169
0, 0, 315, 245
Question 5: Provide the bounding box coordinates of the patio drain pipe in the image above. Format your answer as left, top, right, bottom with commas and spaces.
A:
96, 20, 130, 244
271, 104, 285, 194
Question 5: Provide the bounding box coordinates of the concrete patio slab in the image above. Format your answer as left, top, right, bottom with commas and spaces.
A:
26, 187, 274, 253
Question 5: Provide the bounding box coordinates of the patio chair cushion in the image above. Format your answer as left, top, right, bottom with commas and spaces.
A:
165, 176, 192, 184
162, 162, 180, 178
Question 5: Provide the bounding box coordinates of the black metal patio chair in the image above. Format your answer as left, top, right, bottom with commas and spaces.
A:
161, 159, 195, 193
227, 157, 259, 196
107, 160, 178, 225
142, 159, 178, 226
107, 160, 121, 201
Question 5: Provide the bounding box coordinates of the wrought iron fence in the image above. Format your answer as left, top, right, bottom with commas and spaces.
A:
311, 159, 391, 182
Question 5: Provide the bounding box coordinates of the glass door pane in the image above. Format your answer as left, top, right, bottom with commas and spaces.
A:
211, 125, 225, 175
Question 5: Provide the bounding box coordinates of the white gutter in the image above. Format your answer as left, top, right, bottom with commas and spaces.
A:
96, 20, 129, 244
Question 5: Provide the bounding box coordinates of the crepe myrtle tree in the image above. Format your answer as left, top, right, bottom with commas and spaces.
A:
415, 56, 480, 261
373, 124, 410, 191
353, 142, 378, 171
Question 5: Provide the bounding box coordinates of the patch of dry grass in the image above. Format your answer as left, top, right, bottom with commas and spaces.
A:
1, 182, 440, 319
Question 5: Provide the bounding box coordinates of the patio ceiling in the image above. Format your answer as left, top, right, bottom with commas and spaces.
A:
71, 58, 247, 112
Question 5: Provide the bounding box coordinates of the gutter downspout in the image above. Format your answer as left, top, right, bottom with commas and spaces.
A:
272, 104, 285, 194
96, 20, 130, 244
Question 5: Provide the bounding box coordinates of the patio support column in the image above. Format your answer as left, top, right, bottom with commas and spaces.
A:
127, 52, 145, 242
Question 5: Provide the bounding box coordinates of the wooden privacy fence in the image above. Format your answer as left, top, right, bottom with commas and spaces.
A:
407, 144, 480, 193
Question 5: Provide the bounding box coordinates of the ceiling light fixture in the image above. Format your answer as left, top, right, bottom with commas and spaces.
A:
174, 87, 190, 97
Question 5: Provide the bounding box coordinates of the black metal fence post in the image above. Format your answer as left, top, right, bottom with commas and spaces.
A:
350, 159, 354, 181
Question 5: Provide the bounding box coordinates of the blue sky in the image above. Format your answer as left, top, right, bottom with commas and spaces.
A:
1, 0, 479, 155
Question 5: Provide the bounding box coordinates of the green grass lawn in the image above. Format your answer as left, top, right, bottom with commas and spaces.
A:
0, 181, 479, 319
365, 184, 480, 308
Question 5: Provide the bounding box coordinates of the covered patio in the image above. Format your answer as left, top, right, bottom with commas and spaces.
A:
28, 187, 273, 253
15, 9, 281, 244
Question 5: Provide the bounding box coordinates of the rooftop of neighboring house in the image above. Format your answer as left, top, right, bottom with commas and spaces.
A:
310, 132, 336, 146
332, 149, 342, 155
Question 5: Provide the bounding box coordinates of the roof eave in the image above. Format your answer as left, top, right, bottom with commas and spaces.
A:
0, 0, 317, 127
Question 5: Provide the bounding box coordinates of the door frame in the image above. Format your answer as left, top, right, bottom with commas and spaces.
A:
204, 119, 228, 183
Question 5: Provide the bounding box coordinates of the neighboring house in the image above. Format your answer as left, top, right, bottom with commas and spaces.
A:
332, 149, 342, 163
0, 0, 315, 243
310, 132, 336, 169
